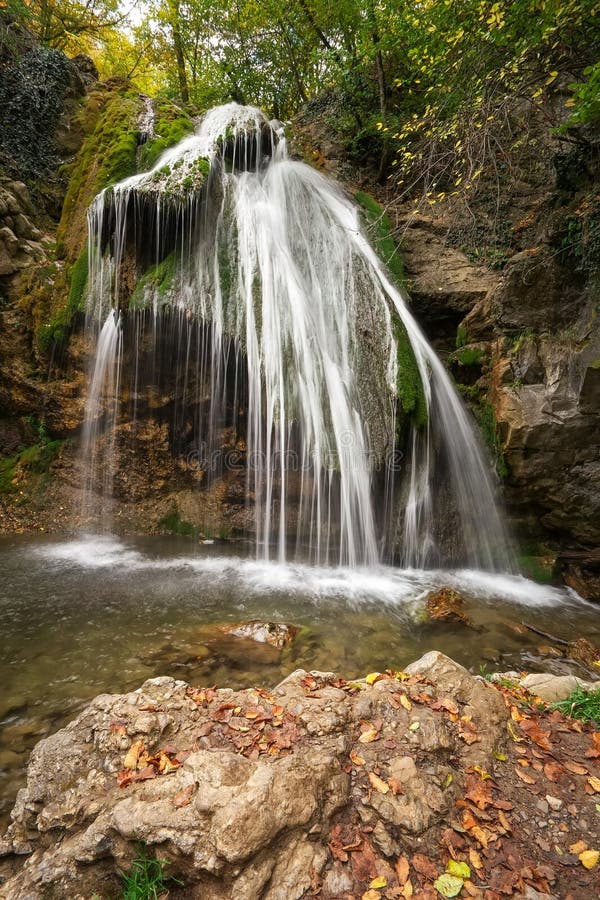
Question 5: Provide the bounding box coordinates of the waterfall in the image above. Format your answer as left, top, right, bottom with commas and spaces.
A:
80, 102, 514, 572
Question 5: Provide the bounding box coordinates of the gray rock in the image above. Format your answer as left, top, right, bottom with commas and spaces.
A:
520, 672, 592, 703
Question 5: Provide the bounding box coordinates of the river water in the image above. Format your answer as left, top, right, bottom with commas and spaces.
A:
1, 533, 598, 829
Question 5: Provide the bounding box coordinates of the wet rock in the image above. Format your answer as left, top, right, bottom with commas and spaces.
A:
424, 587, 471, 626
220, 621, 300, 649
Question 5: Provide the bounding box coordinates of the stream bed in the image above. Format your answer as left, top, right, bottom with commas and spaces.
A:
1, 533, 598, 829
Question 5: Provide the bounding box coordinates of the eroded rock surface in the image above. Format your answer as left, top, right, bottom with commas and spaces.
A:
0, 653, 508, 899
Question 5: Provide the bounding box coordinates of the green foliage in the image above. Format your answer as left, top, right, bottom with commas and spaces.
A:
557, 206, 600, 278
120, 850, 182, 900
455, 347, 484, 367
158, 510, 198, 537
456, 327, 469, 349
355, 191, 404, 286
562, 61, 600, 130
552, 685, 600, 725
0, 431, 63, 494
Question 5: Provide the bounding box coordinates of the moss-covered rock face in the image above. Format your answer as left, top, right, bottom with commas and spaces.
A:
356, 190, 427, 431
57, 83, 145, 263
137, 99, 195, 172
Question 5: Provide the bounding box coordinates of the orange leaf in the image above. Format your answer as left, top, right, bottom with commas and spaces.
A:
564, 760, 588, 775
123, 739, 145, 771
469, 848, 483, 870
587, 776, 600, 793
359, 726, 379, 744
470, 825, 489, 848
515, 767, 536, 785
396, 856, 410, 885
173, 783, 195, 808
369, 772, 390, 794
350, 750, 366, 766
543, 762, 564, 781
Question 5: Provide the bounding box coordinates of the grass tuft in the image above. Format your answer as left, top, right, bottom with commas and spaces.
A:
552, 685, 600, 725
120, 851, 182, 900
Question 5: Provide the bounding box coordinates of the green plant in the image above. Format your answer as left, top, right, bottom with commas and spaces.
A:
355, 191, 405, 287
455, 347, 484, 367
552, 685, 600, 725
158, 510, 198, 537
119, 850, 182, 900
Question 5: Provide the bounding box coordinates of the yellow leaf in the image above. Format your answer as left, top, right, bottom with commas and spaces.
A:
532, 88, 543, 99
472, 766, 491, 780
570, 840, 588, 854
401, 879, 414, 899
365, 672, 381, 685
409, 721, 420, 732
369, 875, 388, 889
369, 772, 390, 794
123, 739, 145, 771
362, 892, 380, 900
350, 750, 365, 766
359, 725, 379, 744
446, 859, 471, 879
400, 694, 412, 711
588, 776, 600, 792
579, 849, 599, 870
469, 849, 483, 870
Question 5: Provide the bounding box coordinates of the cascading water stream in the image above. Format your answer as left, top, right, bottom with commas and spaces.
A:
80, 103, 514, 572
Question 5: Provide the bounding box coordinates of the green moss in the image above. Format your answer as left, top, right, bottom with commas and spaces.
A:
129, 254, 177, 310
158, 510, 199, 537
137, 100, 195, 171
35, 245, 88, 351
455, 347, 484, 367
518, 555, 555, 584
473, 401, 508, 479
393, 316, 428, 428
0, 438, 64, 493
355, 191, 405, 286
57, 85, 144, 261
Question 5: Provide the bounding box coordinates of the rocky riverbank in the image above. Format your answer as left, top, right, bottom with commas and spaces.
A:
1, 652, 599, 899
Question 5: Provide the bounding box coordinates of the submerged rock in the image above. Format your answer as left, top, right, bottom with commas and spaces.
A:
220, 621, 300, 649
424, 587, 472, 626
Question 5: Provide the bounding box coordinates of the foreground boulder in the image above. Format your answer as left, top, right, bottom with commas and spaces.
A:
1, 652, 599, 899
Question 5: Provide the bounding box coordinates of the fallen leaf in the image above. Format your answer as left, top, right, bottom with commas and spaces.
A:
389, 776, 404, 795
578, 849, 599, 870
369, 875, 388, 889
359, 724, 379, 744
411, 852, 438, 880
434, 873, 464, 898
173, 783, 195, 808
123, 739, 145, 771
400, 694, 412, 711
515, 766, 536, 785
471, 766, 491, 781
587, 776, 600, 793
446, 859, 471, 879
362, 891, 380, 900
543, 762, 564, 782
470, 825, 489, 848
396, 856, 410, 885
350, 750, 366, 766
519, 719, 553, 752
564, 760, 588, 775
365, 672, 382, 685
569, 840, 588, 855
369, 772, 390, 794
468, 849, 483, 870
408, 721, 420, 732
401, 879, 413, 899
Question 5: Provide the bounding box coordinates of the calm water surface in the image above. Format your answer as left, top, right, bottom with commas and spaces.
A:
1, 533, 598, 828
